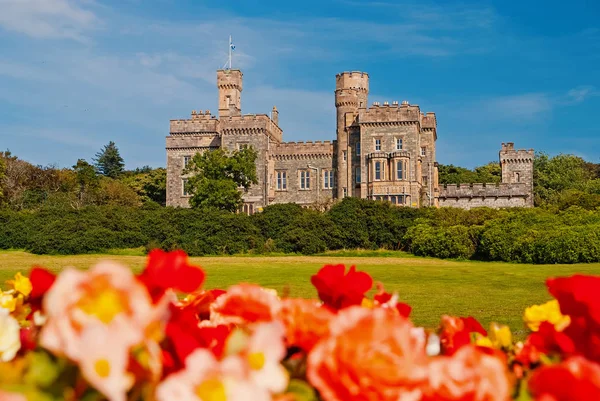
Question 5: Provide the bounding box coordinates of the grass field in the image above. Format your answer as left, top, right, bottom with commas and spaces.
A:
2, 250, 600, 338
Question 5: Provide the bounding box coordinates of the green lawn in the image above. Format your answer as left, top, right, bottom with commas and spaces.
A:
2, 250, 600, 338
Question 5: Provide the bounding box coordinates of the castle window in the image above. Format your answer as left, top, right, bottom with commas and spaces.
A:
238, 143, 251, 150
396, 161, 404, 180
355, 167, 361, 184
299, 170, 311, 190
375, 161, 382, 181
182, 179, 190, 196
343, 187, 347, 197
323, 170, 334, 189
515, 172, 520, 182
396, 138, 403, 150
183, 155, 192, 168
420, 147, 426, 156
375, 138, 382, 151
242, 203, 254, 215
423, 176, 428, 186
276, 171, 287, 190
356, 143, 361, 156
390, 196, 397, 204
343, 151, 347, 161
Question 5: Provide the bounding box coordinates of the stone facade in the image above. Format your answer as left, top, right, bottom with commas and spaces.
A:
438, 143, 534, 209
166, 68, 534, 211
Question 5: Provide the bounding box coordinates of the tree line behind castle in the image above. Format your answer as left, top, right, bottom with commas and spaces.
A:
2, 142, 600, 263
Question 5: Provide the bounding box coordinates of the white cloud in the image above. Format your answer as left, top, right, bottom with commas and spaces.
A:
565, 86, 598, 104
0, 0, 98, 41
482, 93, 553, 120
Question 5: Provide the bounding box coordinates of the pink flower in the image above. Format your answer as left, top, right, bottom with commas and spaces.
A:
307, 306, 428, 401
423, 345, 511, 401
211, 284, 281, 325
243, 322, 289, 394
40, 261, 168, 401
156, 349, 270, 401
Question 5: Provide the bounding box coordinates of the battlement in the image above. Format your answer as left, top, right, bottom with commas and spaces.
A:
220, 114, 283, 142
335, 71, 369, 92
439, 182, 531, 198
273, 141, 334, 159
217, 69, 243, 90
170, 116, 219, 134
421, 112, 437, 129
500, 143, 534, 163
359, 103, 422, 124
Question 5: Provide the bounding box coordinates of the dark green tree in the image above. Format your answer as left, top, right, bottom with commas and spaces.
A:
122, 167, 167, 205
185, 147, 258, 212
0, 154, 6, 203
73, 159, 99, 204
533, 152, 593, 205
93, 141, 125, 178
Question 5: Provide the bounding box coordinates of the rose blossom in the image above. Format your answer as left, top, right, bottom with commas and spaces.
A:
307, 306, 428, 401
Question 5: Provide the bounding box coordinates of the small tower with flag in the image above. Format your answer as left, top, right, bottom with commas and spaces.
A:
217, 35, 242, 118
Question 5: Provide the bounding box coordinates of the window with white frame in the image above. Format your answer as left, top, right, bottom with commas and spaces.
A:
355, 167, 361, 184
375, 161, 382, 181
182, 178, 190, 196
356, 142, 361, 156
420, 147, 426, 156
276, 171, 287, 190
323, 170, 334, 189
183, 155, 192, 168
396, 138, 403, 150
375, 138, 382, 151
299, 170, 311, 190
396, 160, 404, 180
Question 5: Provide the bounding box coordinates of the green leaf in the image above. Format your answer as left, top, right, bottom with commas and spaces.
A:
24, 351, 62, 388
285, 379, 318, 401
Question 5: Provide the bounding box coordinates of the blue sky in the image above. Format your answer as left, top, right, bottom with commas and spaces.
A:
1, 0, 599, 169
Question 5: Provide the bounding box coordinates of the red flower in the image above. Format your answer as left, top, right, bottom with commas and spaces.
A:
179, 289, 226, 321
28, 267, 56, 313
547, 275, 600, 325
374, 282, 412, 318
138, 250, 205, 303
162, 303, 231, 376
311, 264, 373, 310
546, 275, 600, 363
439, 316, 487, 356
529, 357, 600, 401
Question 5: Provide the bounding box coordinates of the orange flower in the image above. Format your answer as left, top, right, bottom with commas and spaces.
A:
423, 345, 511, 401
211, 284, 281, 325
307, 306, 428, 401
278, 299, 334, 352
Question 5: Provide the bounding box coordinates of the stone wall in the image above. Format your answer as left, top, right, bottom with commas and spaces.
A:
438, 183, 532, 209
271, 141, 335, 205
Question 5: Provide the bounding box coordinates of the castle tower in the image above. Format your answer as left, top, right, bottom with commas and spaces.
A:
271, 106, 279, 126
217, 69, 243, 118
499, 142, 535, 206
334, 71, 369, 198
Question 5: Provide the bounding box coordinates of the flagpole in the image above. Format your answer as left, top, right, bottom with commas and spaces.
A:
229, 35, 232, 69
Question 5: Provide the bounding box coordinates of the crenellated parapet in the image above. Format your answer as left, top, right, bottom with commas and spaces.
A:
221, 114, 283, 142
272, 141, 334, 160
170, 111, 219, 134
358, 102, 422, 125
439, 183, 531, 199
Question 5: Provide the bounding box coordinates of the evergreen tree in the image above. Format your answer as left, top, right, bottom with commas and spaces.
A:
93, 141, 125, 178
185, 147, 258, 212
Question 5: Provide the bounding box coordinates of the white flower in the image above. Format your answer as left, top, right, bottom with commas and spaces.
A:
0, 308, 21, 362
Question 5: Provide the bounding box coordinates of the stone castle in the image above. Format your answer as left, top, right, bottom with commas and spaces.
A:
166, 69, 534, 211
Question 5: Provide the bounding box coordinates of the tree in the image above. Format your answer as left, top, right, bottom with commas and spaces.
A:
0, 154, 6, 203
185, 147, 258, 212
533, 152, 593, 205
93, 141, 125, 178
73, 159, 99, 206
438, 162, 501, 185
121, 167, 167, 205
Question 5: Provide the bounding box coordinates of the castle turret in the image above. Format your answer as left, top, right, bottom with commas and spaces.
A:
217, 69, 242, 118
499, 142, 535, 206
335, 71, 369, 198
